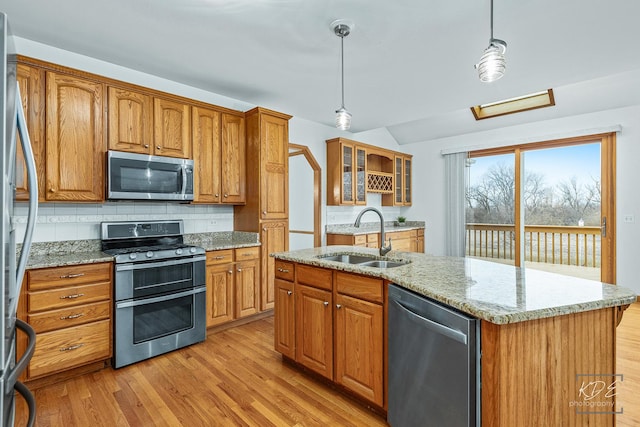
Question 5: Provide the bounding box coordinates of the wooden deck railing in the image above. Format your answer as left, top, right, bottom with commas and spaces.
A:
466, 223, 601, 267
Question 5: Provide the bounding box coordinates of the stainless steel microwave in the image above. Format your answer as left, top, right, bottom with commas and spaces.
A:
107, 150, 194, 201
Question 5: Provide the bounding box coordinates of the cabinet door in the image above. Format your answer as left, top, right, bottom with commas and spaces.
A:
274, 278, 295, 358
15, 64, 45, 202
235, 259, 259, 318
221, 113, 246, 204
295, 283, 333, 379
394, 155, 403, 206
206, 263, 234, 327
260, 114, 288, 219
107, 87, 153, 154
153, 97, 191, 158
404, 156, 412, 205
355, 146, 367, 205
193, 106, 221, 203
335, 293, 383, 406
341, 142, 355, 204
46, 72, 104, 201
260, 221, 288, 310
417, 228, 425, 253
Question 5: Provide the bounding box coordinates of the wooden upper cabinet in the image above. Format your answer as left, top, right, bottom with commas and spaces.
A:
15, 64, 45, 202
193, 106, 222, 203
260, 113, 288, 220
107, 87, 153, 154
383, 154, 412, 207
45, 72, 105, 202
221, 113, 246, 204
153, 97, 191, 159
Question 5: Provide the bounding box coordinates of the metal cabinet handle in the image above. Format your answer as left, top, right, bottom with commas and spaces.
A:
144, 144, 149, 148
262, 227, 266, 231
156, 145, 161, 150
215, 193, 219, 197
224, 194, 228, 198
49, 188, 56, 193
262, 211, 267, 215
277, 268, 290, 273
60, 293, 84, 299
60, 273, 85, 279
287, 291, 292, 296
227, 270, 233, 274
60, 343, 84, 352
336, 304, 342, 309
214, 256, 225, 260
60, 313, 84, 320
323, 301, 329, 307
237, 268, 242, 272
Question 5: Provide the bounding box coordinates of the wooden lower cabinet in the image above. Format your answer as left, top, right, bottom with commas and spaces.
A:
21, 262, 112, 380
275, 262, 385, 408
295, 283, 333, 379
334, 293, 384, 406
326, 228, 424, 253
260, 221, 288, 311
205, 247, 260, 327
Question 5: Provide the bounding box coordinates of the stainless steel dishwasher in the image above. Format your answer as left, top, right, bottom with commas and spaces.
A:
388, 284, 480, 427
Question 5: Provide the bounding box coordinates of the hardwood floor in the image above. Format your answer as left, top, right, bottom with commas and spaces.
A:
14, 317, 388, 427
616, 302, 640, 427
15, 302, 640, 426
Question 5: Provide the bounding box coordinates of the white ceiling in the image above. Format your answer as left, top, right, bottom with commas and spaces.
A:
3, 0, 640, 144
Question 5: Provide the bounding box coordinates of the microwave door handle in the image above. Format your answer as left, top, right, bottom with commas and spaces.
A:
180, 165, 187, 196
15, 83, 39, 291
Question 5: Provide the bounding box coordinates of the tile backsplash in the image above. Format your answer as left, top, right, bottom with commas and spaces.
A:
13, 201, 234, 242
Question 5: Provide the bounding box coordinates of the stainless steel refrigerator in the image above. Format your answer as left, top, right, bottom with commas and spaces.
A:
1, 12, 37, 427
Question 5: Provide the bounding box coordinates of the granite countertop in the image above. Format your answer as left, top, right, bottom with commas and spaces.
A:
272, 245, 637, 325
23, 231, 260, 270
326, 221, 425, 235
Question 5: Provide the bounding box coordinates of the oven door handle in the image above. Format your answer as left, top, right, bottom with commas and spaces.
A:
116, 255, 206, 272
116, 286, 206, 309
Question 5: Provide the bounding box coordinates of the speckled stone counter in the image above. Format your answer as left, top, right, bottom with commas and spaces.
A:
272, 245, 637, 324
23, 231, 260, 270
23, 240, 111, 269
326, 221, 425, 235
185, 231, 260, 251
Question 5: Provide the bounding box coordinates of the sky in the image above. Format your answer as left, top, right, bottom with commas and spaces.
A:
468, 143, 600, 188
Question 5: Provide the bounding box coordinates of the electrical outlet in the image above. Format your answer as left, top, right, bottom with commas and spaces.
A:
623, 215, 635, 223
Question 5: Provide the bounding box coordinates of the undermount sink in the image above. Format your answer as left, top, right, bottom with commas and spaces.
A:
317, 253, 410, 269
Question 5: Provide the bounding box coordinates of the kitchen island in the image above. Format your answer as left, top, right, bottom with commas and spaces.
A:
272, 245, 637, 427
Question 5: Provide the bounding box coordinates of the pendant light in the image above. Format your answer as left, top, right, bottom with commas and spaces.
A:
332, 20, 353, 130
475, 0, 507, 83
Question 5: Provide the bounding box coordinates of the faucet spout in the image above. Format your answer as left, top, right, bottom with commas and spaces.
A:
354, 207, 392, 256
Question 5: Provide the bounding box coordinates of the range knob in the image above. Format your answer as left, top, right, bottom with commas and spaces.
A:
146, 251, 154, 258
175, 248, 183, 255
189, 247, 197, 254
129, 253, 137, 260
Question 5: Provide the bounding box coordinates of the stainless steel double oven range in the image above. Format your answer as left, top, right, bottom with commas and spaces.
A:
101, 220, 206, 368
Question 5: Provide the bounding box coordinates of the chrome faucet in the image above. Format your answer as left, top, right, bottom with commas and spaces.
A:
354, 207, 392, 256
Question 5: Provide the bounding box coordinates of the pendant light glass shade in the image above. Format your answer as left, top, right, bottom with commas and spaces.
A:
335, 107, 352, 130
476, 0, 507, 83
476, 39, 507, 82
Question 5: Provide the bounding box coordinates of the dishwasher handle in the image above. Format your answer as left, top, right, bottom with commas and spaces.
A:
392, 300, 468, 345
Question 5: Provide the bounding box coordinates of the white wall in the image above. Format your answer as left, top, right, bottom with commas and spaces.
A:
402, 105, 640, 294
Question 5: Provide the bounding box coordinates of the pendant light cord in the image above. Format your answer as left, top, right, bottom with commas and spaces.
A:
490, 0, 494, 40
340, 34, 345, 109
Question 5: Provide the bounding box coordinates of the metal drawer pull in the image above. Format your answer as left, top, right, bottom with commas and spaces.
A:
60, 273, 85, 279
60, 343, 84, 352
323, 301, 329, 307
237, 268, 242, 272
214, 256, 225, 260
287, 291, 292, 296
60, 293, 85, 299
336, 304, 342, 309
277, 268, 290, 273
60, 313, 84, 320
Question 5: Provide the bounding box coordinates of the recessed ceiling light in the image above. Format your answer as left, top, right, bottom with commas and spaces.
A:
470, 89, 555, 120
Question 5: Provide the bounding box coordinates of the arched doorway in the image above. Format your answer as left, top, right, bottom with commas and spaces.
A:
288, 143, 321, 249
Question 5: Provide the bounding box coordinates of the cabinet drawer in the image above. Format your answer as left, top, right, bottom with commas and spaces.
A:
336, 272, 383, 304
417, 228, 424, 237
387, 230, 413, 240
27, 301, 111, 334
275, 260, 295, 281
28, 262, 112, 291
354, 235, 367, 246
236, 246, 260, 261
29, 319, 111, 379
28, 282, 110, 312
207, 249, 234, 265
366, 233, 379, 244
297, 265, 332, 291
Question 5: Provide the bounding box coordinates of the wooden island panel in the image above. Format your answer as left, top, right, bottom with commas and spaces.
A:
481, 307, 616, 427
